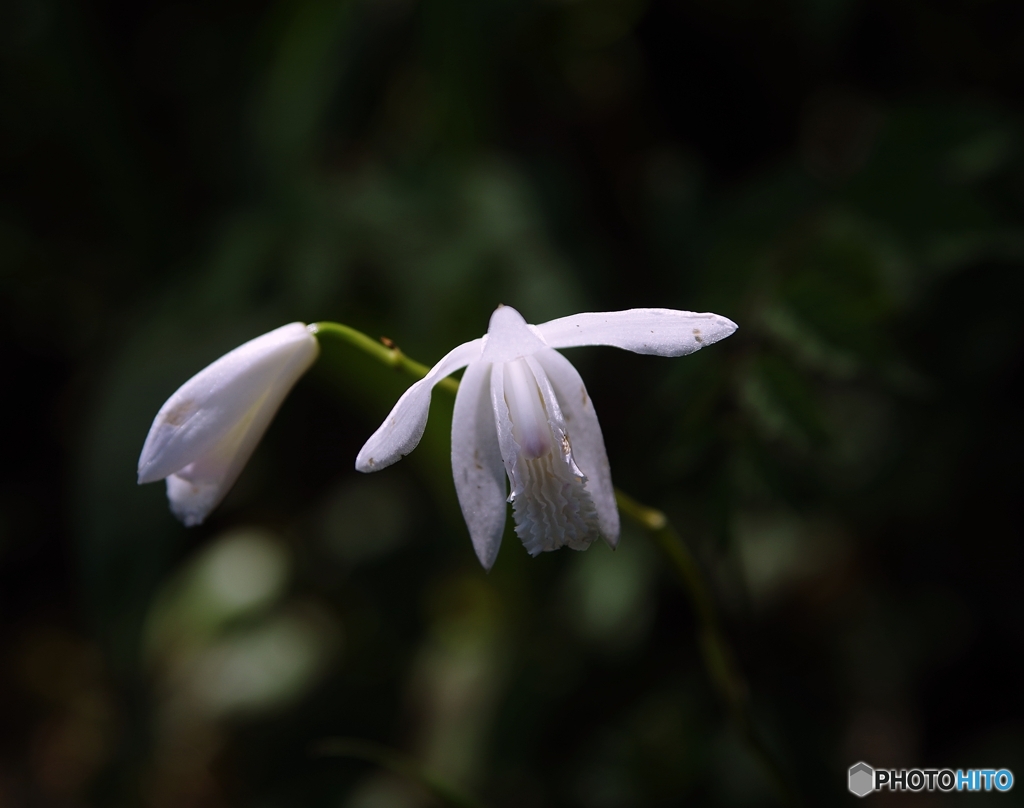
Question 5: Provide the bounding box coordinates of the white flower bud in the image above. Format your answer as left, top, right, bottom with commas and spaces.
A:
138, 323, 319, 525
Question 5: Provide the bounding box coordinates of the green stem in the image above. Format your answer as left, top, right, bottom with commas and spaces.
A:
614, 490, 797, 806
313, 321, 459, 396
313, 320, 796, 805
313, 738, 486, 808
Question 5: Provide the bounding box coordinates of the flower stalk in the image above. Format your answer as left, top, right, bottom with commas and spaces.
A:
614, 490, 797, 806
314, 320, 797, 806
311, 321, 459, 396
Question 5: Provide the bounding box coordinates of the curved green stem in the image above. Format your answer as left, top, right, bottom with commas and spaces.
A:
313, 738, 486, 808
312, 321, 459, 395
614, 490, 798, 806
313, 320, 796, 805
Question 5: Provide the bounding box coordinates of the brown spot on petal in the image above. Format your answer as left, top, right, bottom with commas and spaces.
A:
161, 399, 195, 427
693, 327, 703, 344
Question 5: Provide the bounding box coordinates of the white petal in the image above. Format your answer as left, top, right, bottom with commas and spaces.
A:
166, 473, 220, 527
164, 440, 245, 526
521, 355, 578, 475
536, 308, 737, 356
355, 338, 484, 472
162, 382, 293, 526
533, 348, 619, 548
451, 360, 507, 570
503, 358, 553, 459
480, 305, 547, 364
138, 323, 319, 484
489, 360, 521, 497
496, 356, 601, 556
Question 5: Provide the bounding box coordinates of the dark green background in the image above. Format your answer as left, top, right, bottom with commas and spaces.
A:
2, 0, 1023, 805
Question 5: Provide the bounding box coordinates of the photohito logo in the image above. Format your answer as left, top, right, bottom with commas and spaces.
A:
849, 763, 875, 797
848, 763, 1014, 797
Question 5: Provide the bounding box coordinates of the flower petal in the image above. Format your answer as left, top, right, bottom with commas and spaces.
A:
355, 338, 484, 472
165, 416, 254, 527
480, 305, 547, 364
512, 355, 601, 554
533, 348, 619, 547
451, 360, 507, 570
536, 308, 737, 356
166, 473, 221, 527
138, 323, 319, 484
488, 360, 521, 497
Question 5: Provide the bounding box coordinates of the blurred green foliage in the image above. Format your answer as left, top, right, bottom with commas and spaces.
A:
2, 0, 1024, 805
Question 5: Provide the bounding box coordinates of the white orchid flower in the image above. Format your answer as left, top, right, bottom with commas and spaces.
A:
138, 323, 320, 526
356, 306, 737, 569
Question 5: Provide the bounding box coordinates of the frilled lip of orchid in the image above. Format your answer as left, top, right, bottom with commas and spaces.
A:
137, 322, 320, 526
355, 306, 738, 569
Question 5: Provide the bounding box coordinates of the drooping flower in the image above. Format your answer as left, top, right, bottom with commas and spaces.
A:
138, 323, 320, 526
356, 306, 737, 569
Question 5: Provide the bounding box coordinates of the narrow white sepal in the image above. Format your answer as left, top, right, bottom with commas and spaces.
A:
536, 308, 738, 356
480, 305, 547, 364
137, 322, 319, 525
451, 360, 507, 570
355, 338, 484, 472
489, 358, 521, 500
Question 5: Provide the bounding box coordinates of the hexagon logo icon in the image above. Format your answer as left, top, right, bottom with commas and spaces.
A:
849, 762, 875, 797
